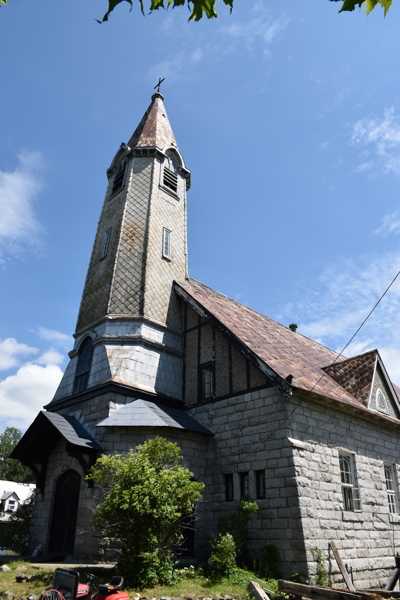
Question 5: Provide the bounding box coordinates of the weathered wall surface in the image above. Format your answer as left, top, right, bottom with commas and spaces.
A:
188, 387, 306, 576
287, 393, 400, 589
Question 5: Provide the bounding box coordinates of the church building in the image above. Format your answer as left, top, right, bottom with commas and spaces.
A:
12, 92, 400, 588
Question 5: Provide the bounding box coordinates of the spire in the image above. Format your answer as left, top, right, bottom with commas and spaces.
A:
127, 93, 178, 152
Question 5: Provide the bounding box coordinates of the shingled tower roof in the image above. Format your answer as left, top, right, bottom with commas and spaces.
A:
127, 92, 178, 152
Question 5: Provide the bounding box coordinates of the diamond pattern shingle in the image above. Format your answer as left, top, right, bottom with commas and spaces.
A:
128, 93, 177, 152
176, 278, 389, 412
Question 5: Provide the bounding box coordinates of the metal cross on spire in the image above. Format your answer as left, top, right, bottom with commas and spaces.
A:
154, 77, 165, 94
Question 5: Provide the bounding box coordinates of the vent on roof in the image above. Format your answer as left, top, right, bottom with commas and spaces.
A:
289, 323, 298, 332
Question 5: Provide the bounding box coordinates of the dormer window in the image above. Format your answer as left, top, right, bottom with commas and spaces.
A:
73, 337, 94, 394
376, 389, 388, 414
163, 150, 179, 194
111, 161, 126, 195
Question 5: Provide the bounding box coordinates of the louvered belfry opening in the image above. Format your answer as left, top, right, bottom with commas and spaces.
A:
48, 470, 81, 554
163, 166, 178, 193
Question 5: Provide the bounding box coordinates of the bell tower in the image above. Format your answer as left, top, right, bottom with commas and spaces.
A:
50, 92, 191, 404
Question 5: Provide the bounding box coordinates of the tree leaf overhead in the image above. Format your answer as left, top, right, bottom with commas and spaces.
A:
330, 0, 392, 14
97, 0, 233, 23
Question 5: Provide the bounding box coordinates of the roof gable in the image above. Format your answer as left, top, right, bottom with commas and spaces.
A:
322, 350, 377, 405
176, 278, 400, 424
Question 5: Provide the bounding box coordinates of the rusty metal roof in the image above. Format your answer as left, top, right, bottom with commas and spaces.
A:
127, 93, 177, 152
176, 278, 399, 415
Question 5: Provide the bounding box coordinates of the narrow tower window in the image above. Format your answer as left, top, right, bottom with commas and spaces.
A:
73, 337, 94, 394
201, 363, 214, 399
163, 228, 171, 259
163, 150, 179, 194
100, 228, 112, 259
225, 474, 234, 502
256, 470, 266, 499
111, 161, 126, 195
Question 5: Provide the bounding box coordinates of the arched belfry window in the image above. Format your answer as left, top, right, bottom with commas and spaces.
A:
163, 150, 179, 194
73, 337, 93, 394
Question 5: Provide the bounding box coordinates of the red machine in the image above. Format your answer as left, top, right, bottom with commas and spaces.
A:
41, 569, 129, 600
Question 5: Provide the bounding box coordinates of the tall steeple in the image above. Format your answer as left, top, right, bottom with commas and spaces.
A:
51, 93, 191, 404
77, 92, 190, 333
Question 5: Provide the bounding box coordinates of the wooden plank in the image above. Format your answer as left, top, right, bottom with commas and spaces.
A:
278, 580, 378, 600
359, 591, 400, 598
248, 581, 270, 600
329, 540, 356, 592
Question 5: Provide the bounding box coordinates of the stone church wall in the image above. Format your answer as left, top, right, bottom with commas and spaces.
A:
283, 394, 400, 589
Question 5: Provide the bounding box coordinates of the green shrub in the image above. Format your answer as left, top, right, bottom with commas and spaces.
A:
311, 546, 331, 587
218, 497, 258, 564
87, 437, 204, 587
209, 533, 237, 575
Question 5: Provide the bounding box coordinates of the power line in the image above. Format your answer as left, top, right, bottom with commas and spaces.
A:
239, 268, 400, 463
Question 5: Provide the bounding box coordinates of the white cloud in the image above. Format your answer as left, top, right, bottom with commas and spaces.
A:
277, 250, 400, 386
221, 3, 290, 54
36, 349, 64, 366
0, 150, 45, 261
0, 363, 63, 429
351, 107, 400, 176
149, 3, 289, 84
374, 211, 400, 237
0, 338, 38, 371
34, 326, 71, 349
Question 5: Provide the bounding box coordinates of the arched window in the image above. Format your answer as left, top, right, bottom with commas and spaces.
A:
376, 388, 388, 413
73, 337, 93, 394
163, 150, 179, 194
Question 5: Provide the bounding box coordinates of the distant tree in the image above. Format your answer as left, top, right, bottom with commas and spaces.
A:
87, 437, 204, 586
0, 428, 35, 484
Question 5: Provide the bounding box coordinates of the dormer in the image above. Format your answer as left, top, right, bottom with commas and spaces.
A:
0, 491, 20, 513
323, 349, 400, 420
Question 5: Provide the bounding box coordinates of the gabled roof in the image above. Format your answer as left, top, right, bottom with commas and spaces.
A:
11, 411, 103, 466
127, 93, 177, 152
0, 491, 19, 501
97, 399, 213, 435
175, 278, 399, 419
323, 350, 377, 405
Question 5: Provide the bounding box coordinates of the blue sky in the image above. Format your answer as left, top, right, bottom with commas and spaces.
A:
1, 0, 399, 430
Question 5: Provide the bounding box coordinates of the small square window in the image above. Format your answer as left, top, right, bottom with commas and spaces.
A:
163, 228, 171, 260
225, 474, 234, 502
240, 472, 249, 498
100, 228, 112, 259
256, 470, 266, 499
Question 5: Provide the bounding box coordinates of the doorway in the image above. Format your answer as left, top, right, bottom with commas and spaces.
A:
48, 470, 81, 554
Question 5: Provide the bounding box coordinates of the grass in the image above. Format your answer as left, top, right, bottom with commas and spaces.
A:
0, 562, 278, 600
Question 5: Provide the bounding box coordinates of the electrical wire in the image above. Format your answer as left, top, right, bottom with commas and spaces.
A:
239, 268, 400, 463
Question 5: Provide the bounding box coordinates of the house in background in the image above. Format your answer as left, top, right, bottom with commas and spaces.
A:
12, 92, 400, 588
0, 481, 35, 522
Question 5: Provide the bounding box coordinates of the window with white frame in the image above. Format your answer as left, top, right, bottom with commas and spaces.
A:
162, 228, 171, 259
100, 228, 112, 259
384, 464, 398, 514
376, 389, 389, 414
339, 454, 361, 512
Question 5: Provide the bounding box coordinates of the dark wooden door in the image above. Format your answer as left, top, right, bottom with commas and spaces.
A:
49, 470, 80, 554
